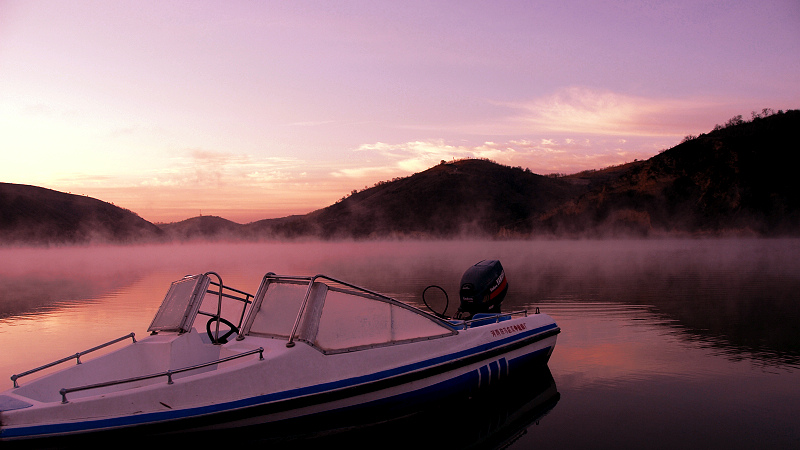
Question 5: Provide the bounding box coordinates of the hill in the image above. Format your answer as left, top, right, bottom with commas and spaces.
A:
544, 109, 800, 236
2, 109, 798, 243
158, 216, 244, 241
247, 159, 588, 238
248, 110, 799, 239
0, 183, 163, 245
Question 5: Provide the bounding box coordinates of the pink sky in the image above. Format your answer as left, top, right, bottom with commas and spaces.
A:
1, 1, 798, 223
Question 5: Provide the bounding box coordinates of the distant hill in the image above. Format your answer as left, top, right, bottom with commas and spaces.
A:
247, 159, 587, 238
0, 183, 163, 245
2, 109, 798, 244
158, 216, 243, 241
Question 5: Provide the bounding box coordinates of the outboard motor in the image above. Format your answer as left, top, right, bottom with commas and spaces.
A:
457, 260, 508, 320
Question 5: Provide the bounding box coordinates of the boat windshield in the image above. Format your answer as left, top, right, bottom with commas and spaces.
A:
242, 275, 456, 353
148, 274, 210, 333
147, 274, 253, 336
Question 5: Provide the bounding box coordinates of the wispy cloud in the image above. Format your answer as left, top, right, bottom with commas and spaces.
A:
501, 87, 731, 137
351, 140, 475, 172
39, 87, 745, 223
134, 150, 308, 189
343, 134, 666, 179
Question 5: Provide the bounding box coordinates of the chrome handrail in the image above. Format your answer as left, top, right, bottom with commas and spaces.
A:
207, 280, 254, 302
202, 273, 254, 343
11, 333, 137, 388
461, 310, 529, 330
59, 347, 264, 404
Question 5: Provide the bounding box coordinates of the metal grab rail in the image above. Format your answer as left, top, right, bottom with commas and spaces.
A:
205, 281, 253, 332
59, 347, 265, 404
203, 273, 254, 344
461, 310, 529, 330
11, 333, 137, 388
207, 281, 254, 303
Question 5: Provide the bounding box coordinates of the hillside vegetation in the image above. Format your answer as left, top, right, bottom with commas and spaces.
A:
2, 110, 798, 244
544, 109, 800, 236
0, 184, 163, 245
246, 109, 799, 239
245, 159, 587, 239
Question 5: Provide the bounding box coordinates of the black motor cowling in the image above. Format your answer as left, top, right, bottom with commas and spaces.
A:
457, 260, 508, 319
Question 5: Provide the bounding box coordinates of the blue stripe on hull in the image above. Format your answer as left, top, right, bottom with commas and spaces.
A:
304, 344, 554, 421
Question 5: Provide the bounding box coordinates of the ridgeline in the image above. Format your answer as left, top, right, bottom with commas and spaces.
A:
3, 110, 798, 245
0, 184, 163, 245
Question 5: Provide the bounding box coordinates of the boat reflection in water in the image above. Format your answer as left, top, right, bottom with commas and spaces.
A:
175, 366, 560, 449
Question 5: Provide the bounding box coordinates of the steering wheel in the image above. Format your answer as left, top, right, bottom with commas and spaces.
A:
206, 316, 239, 344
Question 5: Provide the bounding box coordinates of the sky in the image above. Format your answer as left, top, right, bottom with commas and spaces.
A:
1, 0, 798, 223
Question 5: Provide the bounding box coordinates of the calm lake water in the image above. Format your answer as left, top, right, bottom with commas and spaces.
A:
1, 239, 799, 448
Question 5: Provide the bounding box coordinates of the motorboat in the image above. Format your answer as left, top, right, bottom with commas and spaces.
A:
0, 260, 560, 442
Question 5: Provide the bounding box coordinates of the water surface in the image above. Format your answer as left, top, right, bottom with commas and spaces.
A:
1, 239, 798, 448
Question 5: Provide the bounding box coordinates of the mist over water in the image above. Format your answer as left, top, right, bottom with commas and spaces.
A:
2, 238, 799, 367
1, 238, 799, 448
